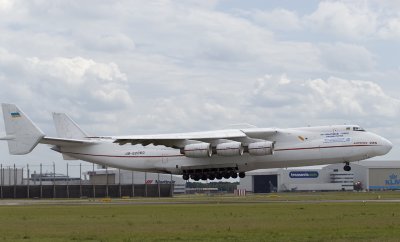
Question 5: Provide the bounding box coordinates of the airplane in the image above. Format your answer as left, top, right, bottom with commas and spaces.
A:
0, 103, 393, 181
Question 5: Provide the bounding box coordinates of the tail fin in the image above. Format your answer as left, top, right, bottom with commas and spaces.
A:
0, 103, 45, 155
52, 113, 88, 139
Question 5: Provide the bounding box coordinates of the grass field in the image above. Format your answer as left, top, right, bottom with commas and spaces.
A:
0, 192, 399, 242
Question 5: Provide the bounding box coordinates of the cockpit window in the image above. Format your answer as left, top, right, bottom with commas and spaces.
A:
353, 126, 366, 132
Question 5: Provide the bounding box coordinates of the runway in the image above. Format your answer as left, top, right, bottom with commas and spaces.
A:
0, 198, 399, 206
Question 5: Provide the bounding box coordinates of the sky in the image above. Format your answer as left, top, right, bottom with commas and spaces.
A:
0, 0, 399, 176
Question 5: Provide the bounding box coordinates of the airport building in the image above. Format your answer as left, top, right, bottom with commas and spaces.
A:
0, 167, 24, 186
86, 169, 186, 194
237, 160, 400, 193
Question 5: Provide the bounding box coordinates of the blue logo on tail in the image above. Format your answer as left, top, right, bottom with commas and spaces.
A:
10, 112, 21, 118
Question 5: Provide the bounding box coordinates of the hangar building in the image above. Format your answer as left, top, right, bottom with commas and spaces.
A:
237, 160, 400, 193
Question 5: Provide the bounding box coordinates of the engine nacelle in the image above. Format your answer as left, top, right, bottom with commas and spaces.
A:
248, 141, 274, 156
216, 142, 244, 156
182, 143, 212, 158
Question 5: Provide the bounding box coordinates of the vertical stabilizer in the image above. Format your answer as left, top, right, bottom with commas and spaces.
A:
0, 103, 45, 155
52, 113, 88, 139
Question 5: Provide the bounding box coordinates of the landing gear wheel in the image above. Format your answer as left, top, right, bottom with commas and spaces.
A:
223, 172, 230, 179
343, 161, 351, 171
239, 172, 245, 178
191, 174, 200, 181
231, 173, 238, 179
344, 165, 351, 171
208, 173, 216, 180
182, 174, 189, 180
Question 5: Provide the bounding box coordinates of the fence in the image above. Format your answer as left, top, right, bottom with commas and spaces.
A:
0, 163, 174, 198
0, 184, 173, 199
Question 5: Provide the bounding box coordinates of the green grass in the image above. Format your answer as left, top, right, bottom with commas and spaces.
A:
0, 193, 399, 241
170, 190, 400, 202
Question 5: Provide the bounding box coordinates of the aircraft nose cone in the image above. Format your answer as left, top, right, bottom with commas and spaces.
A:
381, 137, 393, 155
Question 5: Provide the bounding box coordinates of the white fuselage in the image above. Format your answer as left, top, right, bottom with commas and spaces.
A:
56, 125, 392, 174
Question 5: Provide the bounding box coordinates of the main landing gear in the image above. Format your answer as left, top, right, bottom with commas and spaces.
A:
343, 162, 351, 171
182, 168, 246, 181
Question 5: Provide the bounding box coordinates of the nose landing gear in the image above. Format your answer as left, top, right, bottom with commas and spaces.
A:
343, 162, 351, 171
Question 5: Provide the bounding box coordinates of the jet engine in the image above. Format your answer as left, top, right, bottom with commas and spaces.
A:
248, 141, 274, 156
182, 143, 212, 158
216, 142, 244, 156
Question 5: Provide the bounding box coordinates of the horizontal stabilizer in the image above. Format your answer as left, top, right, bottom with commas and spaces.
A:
40, 137, 96, 146
44, 137, 97, 161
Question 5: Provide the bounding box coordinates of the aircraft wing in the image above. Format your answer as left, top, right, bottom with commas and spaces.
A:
112, 128, 278, 148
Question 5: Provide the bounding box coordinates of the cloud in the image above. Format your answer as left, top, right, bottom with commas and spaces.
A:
0, 52, 133, 116
306, 77, 400, 117
251, 8, 302, 31
304, 1, 377, 39
302, 0, 400, 41
378, 18, 400, 40
0, 0, 13, 11
319, 42, 376, 72
251, 74, 400, 121
79, 33, 135, 52
0, 1, 399, 163
0, 0, 320, 76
